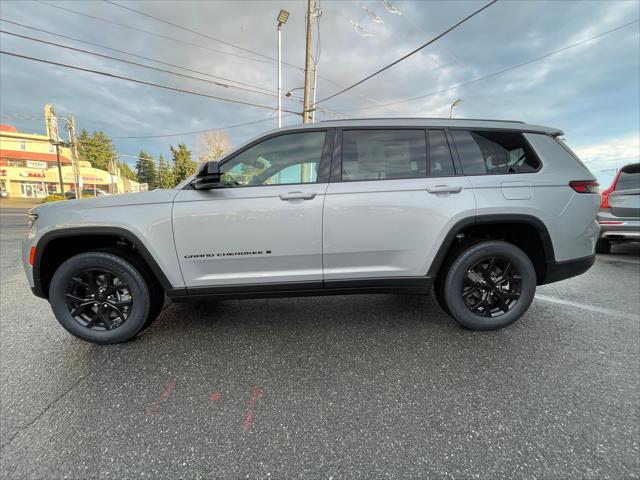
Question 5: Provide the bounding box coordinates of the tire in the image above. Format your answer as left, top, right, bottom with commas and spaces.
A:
49, 251, 151, 344
442, 241, 537, 330
94, 248, 165, 331
595, 238, 611, 254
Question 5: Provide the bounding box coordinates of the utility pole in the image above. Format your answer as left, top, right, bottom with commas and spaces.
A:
66, 115, 80, 195
276, 9, 289, 128
302, 0, 313, 124
53, 142, 64, 195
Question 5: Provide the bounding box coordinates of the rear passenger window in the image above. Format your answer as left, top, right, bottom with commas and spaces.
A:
615, 164, 640, 191
342, 130, 427, 181
451, 130, 541, 175
428, 130, 456, 176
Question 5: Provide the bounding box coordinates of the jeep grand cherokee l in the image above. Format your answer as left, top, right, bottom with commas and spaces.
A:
23, 119, 600, 344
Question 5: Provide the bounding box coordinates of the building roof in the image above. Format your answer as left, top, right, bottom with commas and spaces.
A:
0, 125, 18, 132
0, 149, 71, 163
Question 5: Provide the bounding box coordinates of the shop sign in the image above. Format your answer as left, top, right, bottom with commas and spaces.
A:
19, 171, 46, 178
0, 169, 6, 176
27, 160, 48, 169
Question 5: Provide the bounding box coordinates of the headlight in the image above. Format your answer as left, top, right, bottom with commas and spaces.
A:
27, 212, 39, 228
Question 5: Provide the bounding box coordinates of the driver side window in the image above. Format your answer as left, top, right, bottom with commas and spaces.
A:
220, 131, 326, 186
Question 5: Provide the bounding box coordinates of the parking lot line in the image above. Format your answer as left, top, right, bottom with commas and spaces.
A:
535, 294, 638, 321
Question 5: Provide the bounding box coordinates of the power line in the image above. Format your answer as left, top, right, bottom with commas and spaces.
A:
0, 50, 302, 115
103, 0, 278, 64
35, 0, 386, 108
36, 1, 281, 69
0, 29, 292, 101
111, 116, 283, 139
0, 18, 276, 94
317, 0, 498, 104
340, 18, 640, 113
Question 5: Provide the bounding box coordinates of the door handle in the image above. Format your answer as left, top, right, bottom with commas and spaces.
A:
426, 185, 463, 194
279, 191, 317, 201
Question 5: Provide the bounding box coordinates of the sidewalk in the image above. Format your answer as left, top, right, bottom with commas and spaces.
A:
0, 197, 41, 211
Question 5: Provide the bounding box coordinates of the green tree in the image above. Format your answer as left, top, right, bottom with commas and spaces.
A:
77, 129, 117, 171
156, 154, 174, 188
135, 150, 157, 189
170, 143, 197, 184
117, 160, 138, 181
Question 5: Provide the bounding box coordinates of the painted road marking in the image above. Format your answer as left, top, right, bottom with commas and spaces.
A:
242, 386, 263, 432
145, 379, 177, 420
535, 294, 638, 321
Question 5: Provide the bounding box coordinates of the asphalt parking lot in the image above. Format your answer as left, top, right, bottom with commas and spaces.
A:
1, 205, 639, 479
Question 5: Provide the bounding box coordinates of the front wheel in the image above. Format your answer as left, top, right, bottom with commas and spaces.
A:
49, 251, 152, 344
442, 241, 537, 330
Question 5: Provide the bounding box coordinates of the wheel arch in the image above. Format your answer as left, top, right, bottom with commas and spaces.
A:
32, 226, 179, 299
427, 214, 556, 285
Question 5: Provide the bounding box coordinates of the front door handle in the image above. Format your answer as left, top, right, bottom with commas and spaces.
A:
279, 191, 317, 201
426, 185, 463, 194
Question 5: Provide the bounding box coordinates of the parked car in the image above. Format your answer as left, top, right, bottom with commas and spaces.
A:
596, 162, 640, 253
23, 118, 600, 344
64, 188, 110, 200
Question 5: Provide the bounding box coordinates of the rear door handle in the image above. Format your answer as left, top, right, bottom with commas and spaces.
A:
426, 185, 463, 194
279, 191, 317, 201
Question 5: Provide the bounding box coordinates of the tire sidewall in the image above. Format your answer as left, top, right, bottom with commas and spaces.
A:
49, 252, 150, 344
444, 241, 537, 330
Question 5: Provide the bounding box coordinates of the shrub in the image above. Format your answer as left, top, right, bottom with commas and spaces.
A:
41, 194, 65, 203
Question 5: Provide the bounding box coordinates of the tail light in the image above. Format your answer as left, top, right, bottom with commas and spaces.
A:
600, 169, 622, 208
29, 246, 36, 266
569, 180, 599, 193
600, 186, 612, 208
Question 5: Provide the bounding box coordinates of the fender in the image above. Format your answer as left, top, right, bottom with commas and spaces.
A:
32, 226, 181, 298
426, 213, 557, 282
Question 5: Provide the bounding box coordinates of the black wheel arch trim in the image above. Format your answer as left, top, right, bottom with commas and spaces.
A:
426, 214, 557, 284
32, 226, 182, 299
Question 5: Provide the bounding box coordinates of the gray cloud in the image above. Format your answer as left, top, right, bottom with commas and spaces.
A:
1, 0, 638, 174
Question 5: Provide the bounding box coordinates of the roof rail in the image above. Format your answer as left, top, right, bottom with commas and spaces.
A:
320, 117, 526, 124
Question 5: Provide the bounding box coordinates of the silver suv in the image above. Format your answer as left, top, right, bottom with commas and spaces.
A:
23, 119, 600, 344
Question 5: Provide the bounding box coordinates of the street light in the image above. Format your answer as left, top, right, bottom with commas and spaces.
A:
277, 9, 290, 128
285, 86, 304, 97
449, 98, 463, 119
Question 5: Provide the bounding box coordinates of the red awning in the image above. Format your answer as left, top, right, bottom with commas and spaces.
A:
0, 149, 71, 163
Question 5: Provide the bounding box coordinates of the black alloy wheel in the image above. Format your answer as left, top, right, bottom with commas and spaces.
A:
462, 256, 522, 318
65, 269, 133, 331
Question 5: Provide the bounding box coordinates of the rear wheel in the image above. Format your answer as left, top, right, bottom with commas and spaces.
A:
49, 251, 152, 344
441, 241, 537, 330
595, 238, 611, 254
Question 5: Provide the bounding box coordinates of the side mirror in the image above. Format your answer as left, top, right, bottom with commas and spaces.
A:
193, 161, 221, 190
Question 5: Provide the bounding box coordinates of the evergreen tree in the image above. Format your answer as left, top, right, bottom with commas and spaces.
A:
156, 154, 174, 189
170, 143, 197, 184
135, 150, 157, 189
77, 129, 118, 171
117, 160, 138, 181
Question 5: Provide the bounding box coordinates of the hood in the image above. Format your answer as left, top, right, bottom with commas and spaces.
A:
30, 189, 179, 215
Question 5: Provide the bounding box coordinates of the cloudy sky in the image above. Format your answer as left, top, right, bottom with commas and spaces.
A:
1, 0, 638, 185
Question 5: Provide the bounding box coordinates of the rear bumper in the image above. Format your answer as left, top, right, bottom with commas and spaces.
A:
541, 254, 595, 285
597, 210, 639, 241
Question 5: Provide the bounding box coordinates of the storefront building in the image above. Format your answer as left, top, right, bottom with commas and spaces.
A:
1, 123, 140, 198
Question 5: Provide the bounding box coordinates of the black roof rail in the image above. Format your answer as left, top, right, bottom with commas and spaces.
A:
320, 117, 526, 124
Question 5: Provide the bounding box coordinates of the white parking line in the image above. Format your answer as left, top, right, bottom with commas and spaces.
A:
535, 294, 638, 321
597, 256, 640, 266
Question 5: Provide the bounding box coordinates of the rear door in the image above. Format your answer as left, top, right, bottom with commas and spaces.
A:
322, 128, 476, 283
609, 164, 640, 218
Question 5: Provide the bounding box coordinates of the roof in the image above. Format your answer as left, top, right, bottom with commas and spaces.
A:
286, 118, 563, 136
0, 125, 17, 132
0, 149, 72, 163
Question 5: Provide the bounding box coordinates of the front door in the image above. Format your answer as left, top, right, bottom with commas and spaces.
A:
173, 129, 333, 289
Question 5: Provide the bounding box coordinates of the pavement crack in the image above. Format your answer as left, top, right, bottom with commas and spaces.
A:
1, 358, 105, 450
